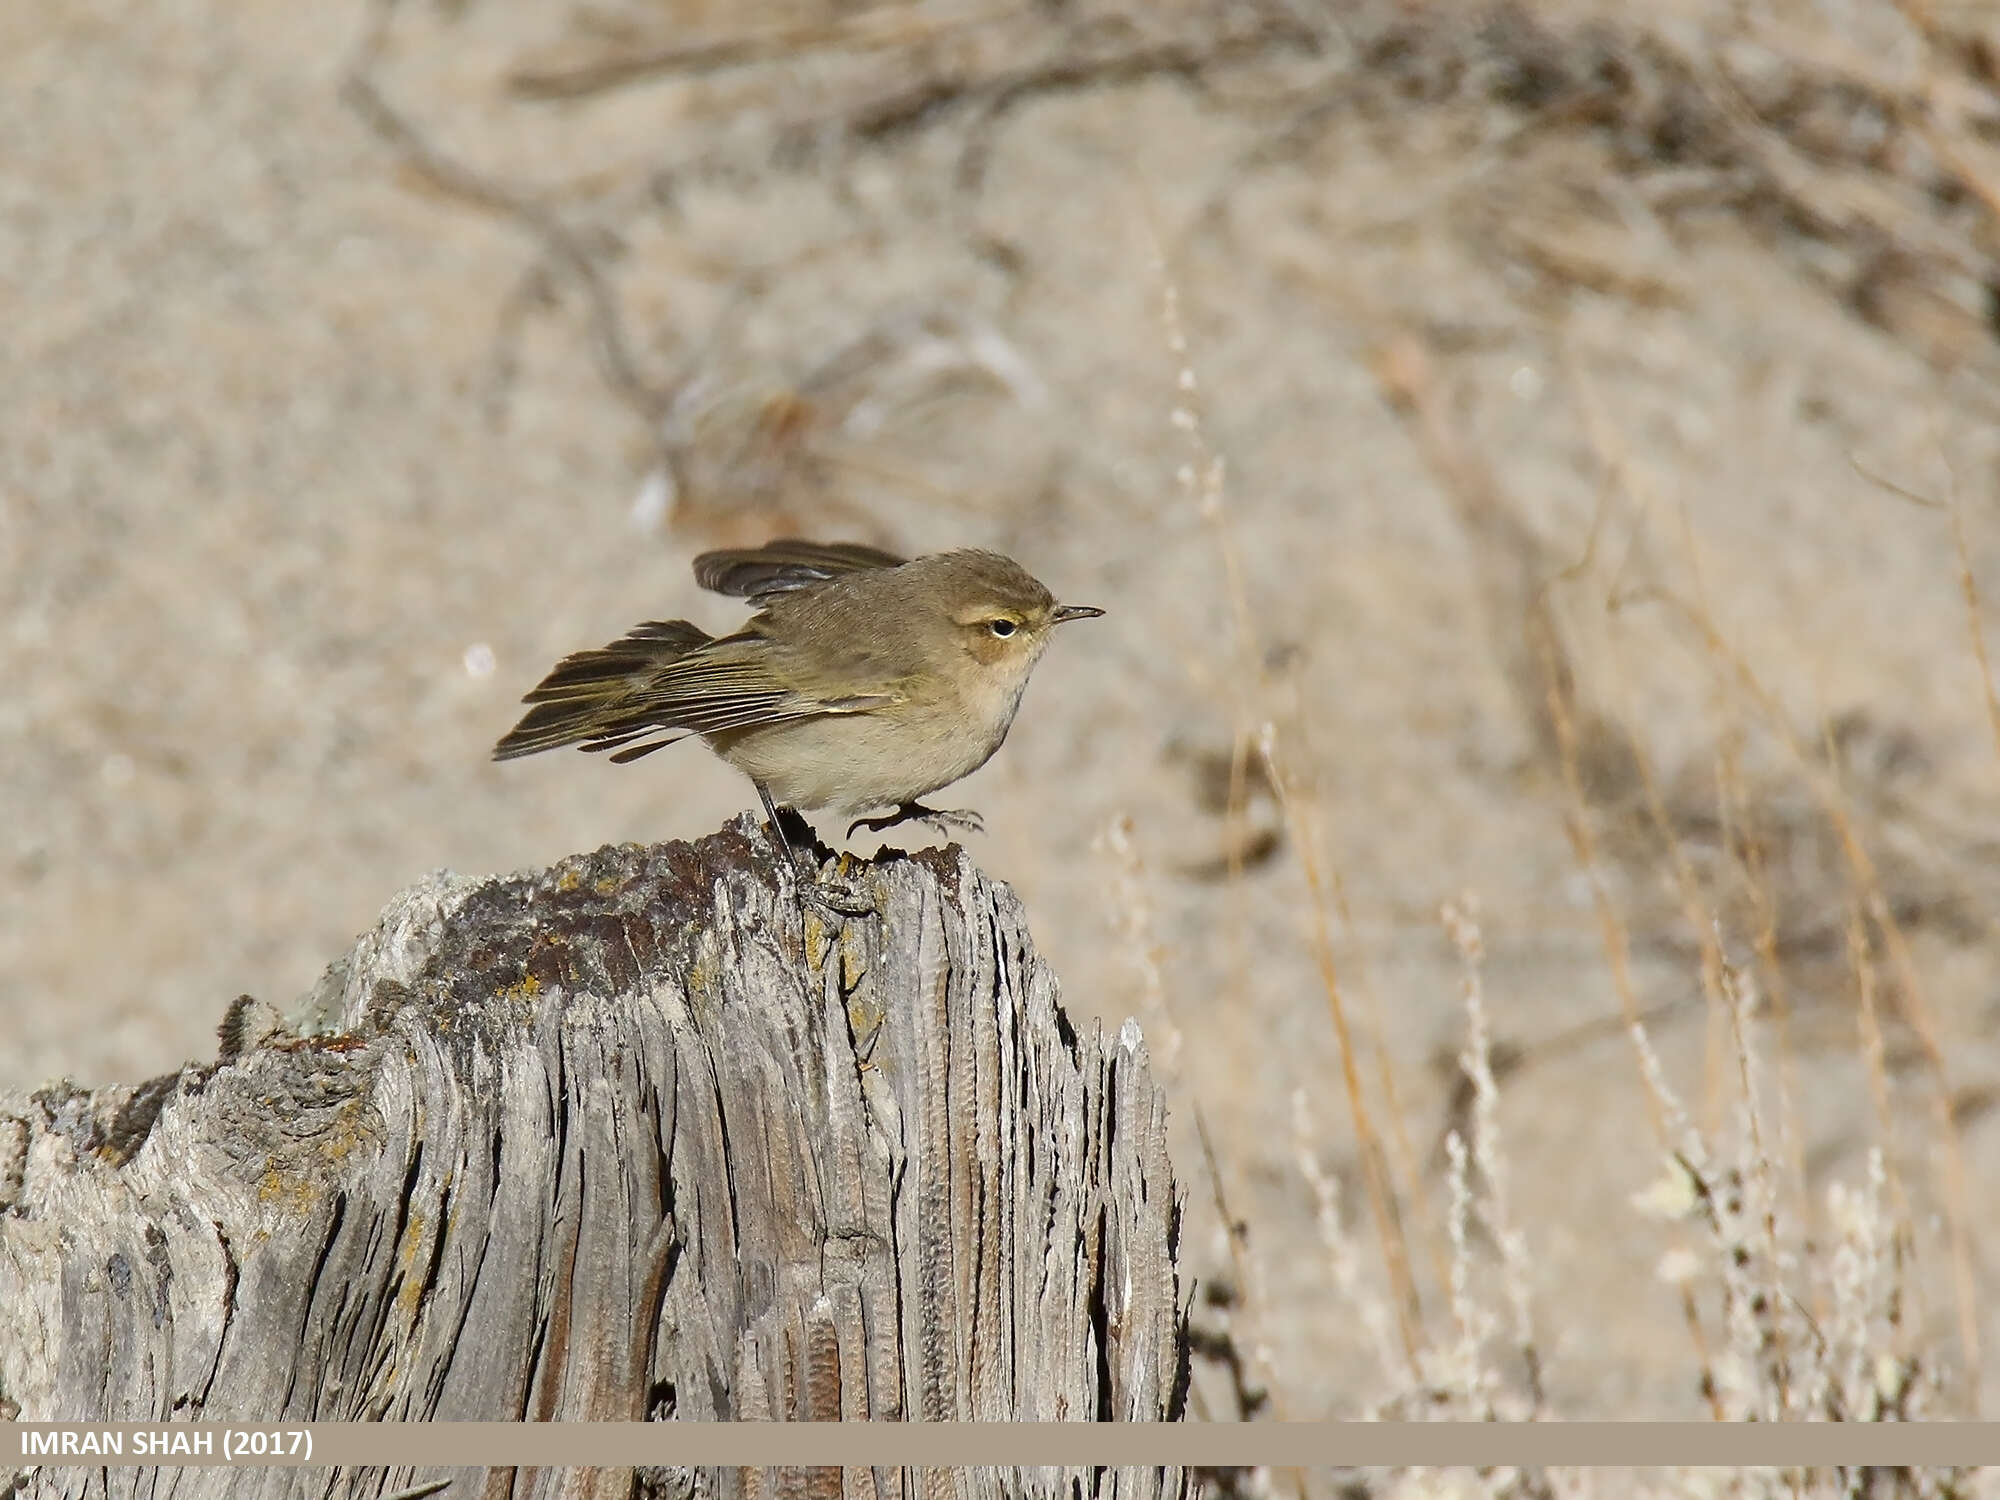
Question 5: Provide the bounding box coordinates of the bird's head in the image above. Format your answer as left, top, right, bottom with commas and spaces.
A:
919, 551, 1104, 678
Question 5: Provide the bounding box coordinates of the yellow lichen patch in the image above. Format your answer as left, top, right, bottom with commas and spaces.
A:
257, 1168, 319, 1216
592, 876, 620, 896
846, 991, 887, 1055
839, 931, 867, 994
555, 868, 583, 893
683, 948, 717, 999
495, 972, 542, 1005
319, 1099, 379, 1165
395, 1207, 430, 1317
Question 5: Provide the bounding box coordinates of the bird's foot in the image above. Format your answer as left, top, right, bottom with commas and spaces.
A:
753, 788, 876, 917
799, 874, 876, 918
846, 801, 985, 841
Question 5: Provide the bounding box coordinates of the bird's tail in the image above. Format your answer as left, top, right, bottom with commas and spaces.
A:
492, 619, 712, 761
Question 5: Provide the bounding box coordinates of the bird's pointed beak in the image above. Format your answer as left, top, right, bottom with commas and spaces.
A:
1053, 603, 1105, 624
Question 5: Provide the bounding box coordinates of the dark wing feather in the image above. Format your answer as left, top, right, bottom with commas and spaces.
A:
692, 538, 905, 604
516, 622, 713, 704
495, 619, 713, 759
494, 619, 894, 763
603, 736, 686, 764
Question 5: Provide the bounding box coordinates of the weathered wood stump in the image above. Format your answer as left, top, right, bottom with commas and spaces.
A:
0, 818, 1187, 1500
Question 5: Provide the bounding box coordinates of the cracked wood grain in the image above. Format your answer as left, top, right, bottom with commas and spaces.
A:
0, 817, 1188, 1500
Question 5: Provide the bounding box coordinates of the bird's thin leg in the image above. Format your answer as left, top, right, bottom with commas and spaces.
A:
756, 781, 872, 916
846, 801, 986, 840
755, 780, 815, 866
756, 780, 801, 866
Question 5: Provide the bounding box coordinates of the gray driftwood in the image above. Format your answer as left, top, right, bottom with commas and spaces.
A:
0, 817, 1187, 1500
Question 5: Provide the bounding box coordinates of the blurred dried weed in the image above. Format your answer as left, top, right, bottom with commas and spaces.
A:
341, 0, 1331, 551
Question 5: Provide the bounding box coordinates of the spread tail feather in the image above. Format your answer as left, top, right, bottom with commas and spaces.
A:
492, 619, 712, 761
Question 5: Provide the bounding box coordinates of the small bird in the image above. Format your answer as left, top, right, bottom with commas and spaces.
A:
494, 538, 1103, 893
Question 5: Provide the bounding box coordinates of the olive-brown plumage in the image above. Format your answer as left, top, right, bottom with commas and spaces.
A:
494, 539, 1102, 847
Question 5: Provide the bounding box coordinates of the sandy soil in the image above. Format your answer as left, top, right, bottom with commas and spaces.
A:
9, 0, 2000, 1427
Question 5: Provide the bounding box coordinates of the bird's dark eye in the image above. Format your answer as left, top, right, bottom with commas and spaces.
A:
987, 618, 1017, 638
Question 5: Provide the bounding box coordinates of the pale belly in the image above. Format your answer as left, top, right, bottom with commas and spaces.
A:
709, 708, 1009, 814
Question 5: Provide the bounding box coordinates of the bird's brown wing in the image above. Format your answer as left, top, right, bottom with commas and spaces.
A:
493, 624, 894, 765
692, 538, 906, 605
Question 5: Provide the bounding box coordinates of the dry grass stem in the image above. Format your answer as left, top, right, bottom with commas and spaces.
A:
1534, 615, 1676, 1152
1098, 812, 1284, 1418
1292, 1088, 1409, 1403
1151, 224, 1426, 1371
1256, 725, 1423, 1369
1443, 897, 1544, 1414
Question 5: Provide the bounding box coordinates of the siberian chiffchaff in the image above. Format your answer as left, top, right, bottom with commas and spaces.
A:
494, 538, 1103, 890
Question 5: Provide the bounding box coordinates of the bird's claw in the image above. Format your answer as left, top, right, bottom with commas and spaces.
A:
846, 802, 985, 841
798, 871, 876, 917
753, 785, 875, 918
